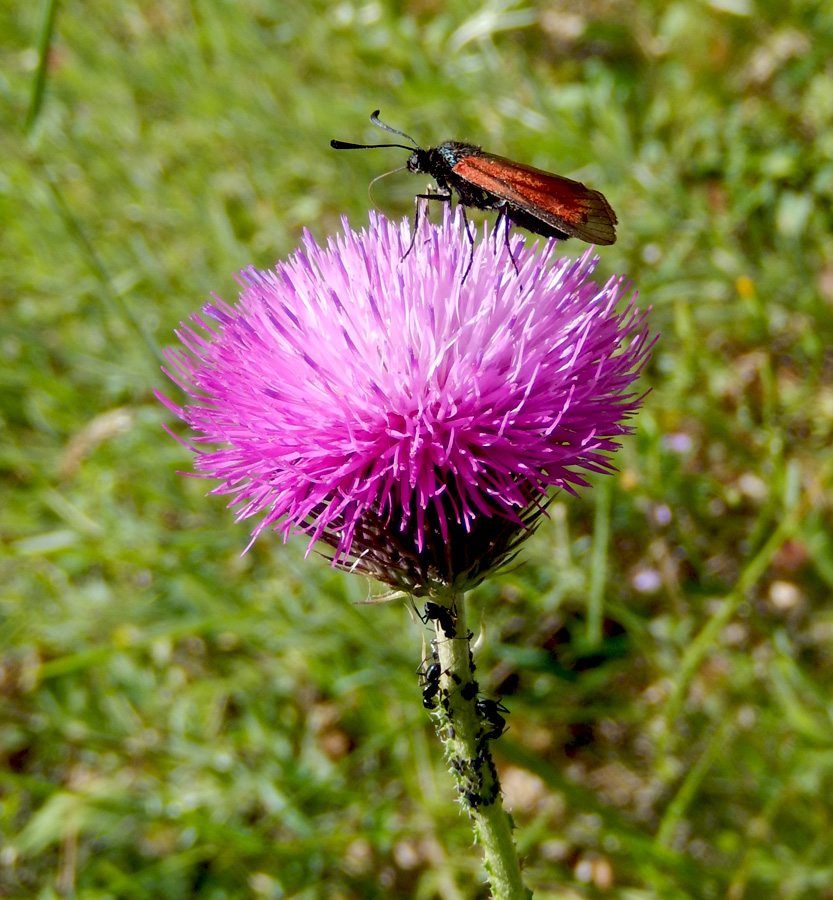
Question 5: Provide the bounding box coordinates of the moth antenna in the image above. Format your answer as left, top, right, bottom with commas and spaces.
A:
369, 110, 419, 148
331, 139, 414, 151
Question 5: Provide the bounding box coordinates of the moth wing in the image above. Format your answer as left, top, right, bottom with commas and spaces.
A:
452, 154, 617, 245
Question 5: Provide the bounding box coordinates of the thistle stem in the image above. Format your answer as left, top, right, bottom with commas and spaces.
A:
423, 589, 530, 900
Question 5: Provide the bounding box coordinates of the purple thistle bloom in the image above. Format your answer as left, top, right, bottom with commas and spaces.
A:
159, 210, 654, 593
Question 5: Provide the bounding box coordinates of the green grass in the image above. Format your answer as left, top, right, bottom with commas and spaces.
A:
3, 0, 833, 897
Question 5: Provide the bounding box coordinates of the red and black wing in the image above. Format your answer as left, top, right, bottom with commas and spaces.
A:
452, 153, 617, 245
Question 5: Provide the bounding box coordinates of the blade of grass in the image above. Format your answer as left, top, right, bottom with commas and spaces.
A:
23, 0, 60, 135
586, 477, 611, 648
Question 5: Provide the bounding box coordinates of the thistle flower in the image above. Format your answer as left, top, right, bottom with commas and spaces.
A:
159, 210, 654, 593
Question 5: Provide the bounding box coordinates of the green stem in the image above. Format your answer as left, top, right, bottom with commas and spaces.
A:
24, 0, 60, 134
587, 477, 610, 648
422, 589, 531, 900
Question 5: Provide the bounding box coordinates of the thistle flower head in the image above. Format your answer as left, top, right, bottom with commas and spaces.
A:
160, 211, 654, 593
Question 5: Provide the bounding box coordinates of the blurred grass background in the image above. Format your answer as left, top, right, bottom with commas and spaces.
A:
3, 0, 833, 897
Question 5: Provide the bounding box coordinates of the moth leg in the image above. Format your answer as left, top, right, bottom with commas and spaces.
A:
492, 204, 505, 247
402, 189, 451, 260
495, 204, 520, 276
459, 206, 476, 283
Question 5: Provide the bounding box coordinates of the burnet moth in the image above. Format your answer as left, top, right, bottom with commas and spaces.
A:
331, 110, 617, 278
